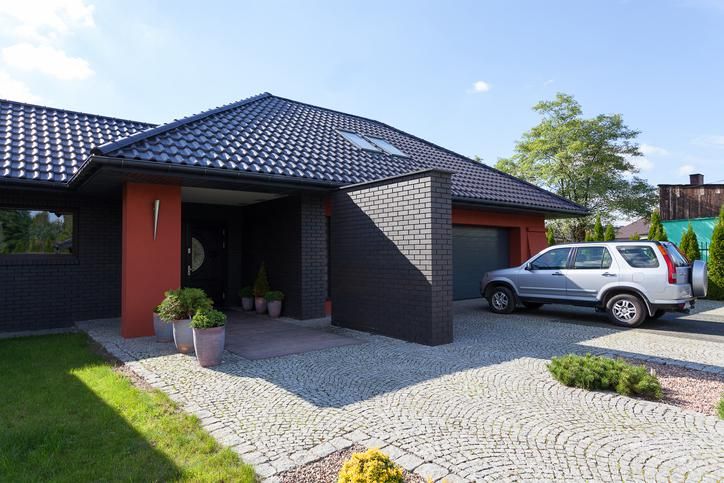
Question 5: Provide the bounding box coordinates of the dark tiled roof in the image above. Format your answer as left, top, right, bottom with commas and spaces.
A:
0, 99, 154, 183
96, 93, 586, 214
1, 94, 586, 214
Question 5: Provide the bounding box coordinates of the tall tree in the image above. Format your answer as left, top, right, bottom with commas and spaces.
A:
709, 206, 724, 300
648, 211, 668, 241
592, 214, 605, 241
604, 224, 615, 241
496, 93, 657, 241
678, 223, 701, 261
546, 225, 556, 246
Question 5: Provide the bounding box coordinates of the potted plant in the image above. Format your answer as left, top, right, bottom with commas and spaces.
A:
265, 290, 285, 318
153, 303, 173, 343
253, 263, 270, 314
191, 308, 227, 367
239, 286, 254, 311
158, 288, 213, 354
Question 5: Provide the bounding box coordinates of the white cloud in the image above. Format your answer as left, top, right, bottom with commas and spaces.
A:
692, 135, 724, 147
470, 80, 491, 93
2, 43, 93, 80
678, 164, 697, 175
543, 79, 554, 86
629, 156, 654, 172
639, 143, 669, 156
0, 0, 94, 43
0, 71, 40, 102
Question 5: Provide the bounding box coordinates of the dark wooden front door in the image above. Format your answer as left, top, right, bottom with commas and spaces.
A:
182, 222, 227, 305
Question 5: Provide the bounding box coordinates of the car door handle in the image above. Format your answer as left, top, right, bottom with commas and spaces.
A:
602, 272, 617, 277
552, 272, 564, 276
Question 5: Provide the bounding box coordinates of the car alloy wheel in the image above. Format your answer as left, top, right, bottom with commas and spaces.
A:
492, 291, 509, 311
611, 299, 637, 322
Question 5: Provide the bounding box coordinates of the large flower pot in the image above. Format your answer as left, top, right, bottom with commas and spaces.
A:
153, 313, 173, 343
241, 297, 254, 311
268, 300, 282, 318
172, 319, 194, 354
254, 297, 267, 314
193, 326, 226, 367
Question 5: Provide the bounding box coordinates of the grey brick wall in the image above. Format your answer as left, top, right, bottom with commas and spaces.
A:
0, 187, 121, 332
300, 194, 328, 319
331, 169, 453, 345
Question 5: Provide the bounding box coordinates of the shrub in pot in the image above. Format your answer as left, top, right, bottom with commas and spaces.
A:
265, 290, 285, 318
159, 288, 213, 354
239, 286, 254, 311
191, 308, 227, 367
153, 303, 173, 343
253, 263, 270, 314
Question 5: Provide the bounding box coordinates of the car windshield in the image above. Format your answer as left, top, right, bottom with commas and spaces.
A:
662, 242, 690, 266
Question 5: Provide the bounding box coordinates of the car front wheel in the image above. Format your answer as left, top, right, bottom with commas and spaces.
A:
606, 294, 646, 327
488, 286, 515, 314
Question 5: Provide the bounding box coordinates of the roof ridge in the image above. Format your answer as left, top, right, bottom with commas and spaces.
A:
269, 94, 588, 213
0, 97, 155, 128
94, 92, 271, 155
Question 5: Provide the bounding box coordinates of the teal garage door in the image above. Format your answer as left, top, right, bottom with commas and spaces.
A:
453, 226, 509, 300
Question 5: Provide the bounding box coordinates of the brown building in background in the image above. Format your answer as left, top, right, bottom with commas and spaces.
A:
659, 174, 724, 221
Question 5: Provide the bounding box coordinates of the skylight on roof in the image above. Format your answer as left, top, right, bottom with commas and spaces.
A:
338, 130, 381, 152
367, 136, 408, 157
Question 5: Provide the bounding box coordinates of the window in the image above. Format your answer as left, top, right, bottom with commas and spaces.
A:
338, 130, 382, 152
530, 247, 571, 270
366, 136, 408, 157
0, 208, 74, 255
572, 247, 612, 269
616, 246, 659, 268
661, 242, 690, 267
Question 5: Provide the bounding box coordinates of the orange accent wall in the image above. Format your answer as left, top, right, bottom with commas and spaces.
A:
452, 207, 546, 266
121, 183, 181, 338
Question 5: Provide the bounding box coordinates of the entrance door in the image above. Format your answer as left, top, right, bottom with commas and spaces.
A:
182, 222, 227, 305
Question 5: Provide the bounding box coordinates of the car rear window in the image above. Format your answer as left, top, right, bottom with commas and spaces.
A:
661, 242, 690, 267
616, 246, 659, 268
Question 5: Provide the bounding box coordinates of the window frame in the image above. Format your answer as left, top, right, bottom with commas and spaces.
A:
337, 130, 382, 152
0, 204, 79, 265
570, 246, 614, 270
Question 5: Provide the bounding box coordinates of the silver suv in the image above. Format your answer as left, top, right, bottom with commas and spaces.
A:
480, 241, 708, 327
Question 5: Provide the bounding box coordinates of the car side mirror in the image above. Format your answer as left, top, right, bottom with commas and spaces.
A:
524, 263, 532, 271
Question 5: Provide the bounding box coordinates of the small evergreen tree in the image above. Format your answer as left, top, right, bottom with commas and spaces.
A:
253, 262, 270, 297
629, 232, 640, 240
709, 206, 724, 300
546, 225, 556, 246
648, 211, 668, 241
678, 223, 701, 261
592, 214, 605, 241
584, 231, 593, 242
604, 224, 615, 241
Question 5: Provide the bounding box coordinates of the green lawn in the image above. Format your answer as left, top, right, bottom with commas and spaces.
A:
0, 333, 256, 482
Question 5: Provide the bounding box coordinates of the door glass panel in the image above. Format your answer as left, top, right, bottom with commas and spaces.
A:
191, 237, 205, 272
573, 247, 612, 269
530, 248, 571, 270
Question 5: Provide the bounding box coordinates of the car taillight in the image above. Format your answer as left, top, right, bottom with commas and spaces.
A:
657, 245, 677, 284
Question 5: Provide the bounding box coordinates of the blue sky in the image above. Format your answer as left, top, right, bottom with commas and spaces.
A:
1, 0, 723, 187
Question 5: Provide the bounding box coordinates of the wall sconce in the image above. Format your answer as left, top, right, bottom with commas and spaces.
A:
152, 199, 160, 240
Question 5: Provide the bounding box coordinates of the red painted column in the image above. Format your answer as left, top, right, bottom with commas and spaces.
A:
121, 183, 181, 338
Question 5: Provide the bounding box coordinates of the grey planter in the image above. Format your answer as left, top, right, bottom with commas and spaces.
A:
172, 319, 194, 354
193, 326, 225, 367
255, 297, 267, 314
153, 313, 173, 343
241, 297, 254, 311
268, 300, 282, 318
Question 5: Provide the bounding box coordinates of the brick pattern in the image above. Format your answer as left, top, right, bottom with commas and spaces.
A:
0, 188, 121, 331
331, 169, 453, 345
300, 194, 327, 319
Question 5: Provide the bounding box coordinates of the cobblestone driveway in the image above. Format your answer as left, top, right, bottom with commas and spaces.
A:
80, 300, 724, 482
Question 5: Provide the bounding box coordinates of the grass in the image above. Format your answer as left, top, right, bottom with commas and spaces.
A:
548, 353, 663, 400
0, 333, 256, 482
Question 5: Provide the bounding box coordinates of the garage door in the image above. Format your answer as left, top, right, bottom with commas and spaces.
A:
453, 226, 509, 300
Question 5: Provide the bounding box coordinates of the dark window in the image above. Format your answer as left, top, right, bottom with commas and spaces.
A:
366, 136, 408, 157
0, 208, 74, 255
530, 247, 571, 270
616, 246, 659, 268
573, 246, 613, 269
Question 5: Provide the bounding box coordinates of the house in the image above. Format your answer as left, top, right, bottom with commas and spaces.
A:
659, 173, 724, 260
0, 94, 586, 345
615, 218, 649, 240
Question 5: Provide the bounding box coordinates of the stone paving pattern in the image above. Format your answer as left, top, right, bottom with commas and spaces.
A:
78, 300, 724, 482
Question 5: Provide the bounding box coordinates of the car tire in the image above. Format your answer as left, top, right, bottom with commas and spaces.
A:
488, 286, 516, 314
522, 302, 544, 310
606, 294, 646, 327
649, 309, 666, 320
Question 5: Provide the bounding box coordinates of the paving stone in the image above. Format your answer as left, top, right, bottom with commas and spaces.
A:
395, 453, 424, 471
415, 462, 449, 480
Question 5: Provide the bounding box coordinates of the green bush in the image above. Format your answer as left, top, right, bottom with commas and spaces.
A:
157, 292, 186, 322
604, 224, 615, 241
592, 214, 605, 241
158, 288, 213, 321
178, 287, 213, 315
709, 206, 724, 300
239, 286, 253, 298
648, 211, 668, 241
253, 263, 270, 297
337, 448, 403, 483
548, 353, 662, 400
678, 222, 701, 261
718, 394, 724, 420
264, 290, 284, 301
190, 309, 227, 329
546, 225, 556, 246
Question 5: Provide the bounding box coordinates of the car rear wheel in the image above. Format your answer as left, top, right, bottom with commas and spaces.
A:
606, 294, 646, 327
522, 302, 544, 310
488, 286, 515, 314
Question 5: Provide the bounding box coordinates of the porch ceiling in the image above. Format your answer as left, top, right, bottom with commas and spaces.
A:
181, 186, 283, 206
